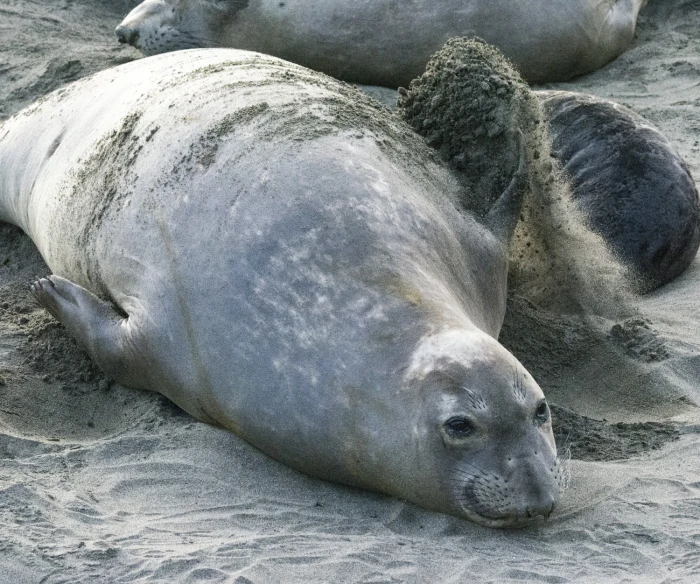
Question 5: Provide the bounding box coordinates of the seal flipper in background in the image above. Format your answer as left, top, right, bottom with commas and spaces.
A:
29, 275, 149, 390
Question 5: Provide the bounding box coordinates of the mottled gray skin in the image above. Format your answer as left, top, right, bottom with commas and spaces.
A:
115, 0, 647, 86
0, 49, 562, 527
541, 91, 700, 292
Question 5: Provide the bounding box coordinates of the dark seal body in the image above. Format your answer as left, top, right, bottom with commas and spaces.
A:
0, 49, 561, 527
541, 91, 700, 291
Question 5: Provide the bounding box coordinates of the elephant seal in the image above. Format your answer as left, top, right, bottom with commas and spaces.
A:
115, 0, 648, 85
540, 91, 700, 292
0, 49, 563, 527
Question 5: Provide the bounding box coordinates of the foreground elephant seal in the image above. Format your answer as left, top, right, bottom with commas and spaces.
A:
0, 49, 562, 527
541, 91, 700, 292
115, 0, 647, 85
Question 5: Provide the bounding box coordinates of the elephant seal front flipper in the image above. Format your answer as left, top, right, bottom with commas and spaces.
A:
30, 275, 148, 390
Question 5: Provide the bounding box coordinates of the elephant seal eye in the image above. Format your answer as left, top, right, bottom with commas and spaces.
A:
444, 417, 475, 436
535, 400, 549, 424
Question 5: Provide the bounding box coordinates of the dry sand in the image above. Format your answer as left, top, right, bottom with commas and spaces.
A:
2, 0, 700, 582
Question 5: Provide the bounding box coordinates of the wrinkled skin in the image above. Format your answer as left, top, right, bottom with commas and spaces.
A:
0, 50, 561, 527
116, 0, 648, 86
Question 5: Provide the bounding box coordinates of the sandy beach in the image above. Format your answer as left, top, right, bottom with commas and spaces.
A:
2, 0, 700, 582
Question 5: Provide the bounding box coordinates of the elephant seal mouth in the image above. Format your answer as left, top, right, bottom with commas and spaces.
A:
458, 493, 557, 529
461, 507, 553, 529
455, 463, 563, 528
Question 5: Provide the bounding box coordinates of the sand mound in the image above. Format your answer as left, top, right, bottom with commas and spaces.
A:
397, 38, 537, 214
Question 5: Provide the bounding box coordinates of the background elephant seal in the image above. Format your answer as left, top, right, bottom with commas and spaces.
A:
0, 49, 564, 527
540, 91, 700, 292
115, 0, 648, 86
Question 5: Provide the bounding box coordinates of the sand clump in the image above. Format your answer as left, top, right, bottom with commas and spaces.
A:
610, 317, 670, 363
550, 404, 679, 462
397, 37, 539, 216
